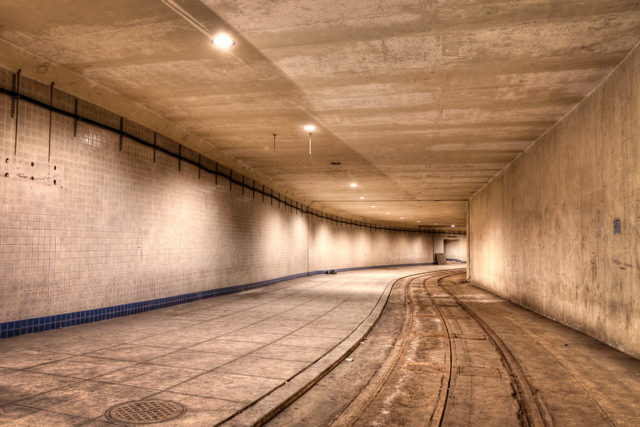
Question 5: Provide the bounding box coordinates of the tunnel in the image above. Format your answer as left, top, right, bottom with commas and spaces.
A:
0, 1, 639, 425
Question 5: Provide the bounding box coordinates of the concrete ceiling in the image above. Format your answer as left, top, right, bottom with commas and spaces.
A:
1, 0, 640, 231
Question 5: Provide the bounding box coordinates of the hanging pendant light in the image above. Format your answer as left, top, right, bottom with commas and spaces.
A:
303, 124, 316, 155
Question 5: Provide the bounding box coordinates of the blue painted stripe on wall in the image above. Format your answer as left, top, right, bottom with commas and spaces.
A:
0, 262, 433, 338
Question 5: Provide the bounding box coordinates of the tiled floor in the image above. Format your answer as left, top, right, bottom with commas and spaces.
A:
0, 266, 454, 426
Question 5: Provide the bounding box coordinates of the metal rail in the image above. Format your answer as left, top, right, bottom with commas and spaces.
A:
328, 269, 463, 426
436, 275, 552, 427
320, 269, 551, 427
0, 78, 461, 234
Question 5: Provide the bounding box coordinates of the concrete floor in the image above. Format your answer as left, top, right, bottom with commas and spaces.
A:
274, 270, 640, 427
1, 265, 639, 426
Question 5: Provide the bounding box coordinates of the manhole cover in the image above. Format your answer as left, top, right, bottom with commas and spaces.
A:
105, 400, 187, 424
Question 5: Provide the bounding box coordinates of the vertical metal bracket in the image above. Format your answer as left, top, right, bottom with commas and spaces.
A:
10, 72, 16, 118
48, 82, 54, 162
13, 69, 21, 155
119, 117, 124, 151
73, 98, 78, 137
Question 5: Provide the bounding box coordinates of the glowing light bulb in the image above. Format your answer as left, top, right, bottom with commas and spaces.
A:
303, 124, 316, 132
213, 33, 235, 49
350, 183, 357, 188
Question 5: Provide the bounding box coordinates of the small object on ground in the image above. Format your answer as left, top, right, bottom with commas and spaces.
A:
345, 358, 353, 362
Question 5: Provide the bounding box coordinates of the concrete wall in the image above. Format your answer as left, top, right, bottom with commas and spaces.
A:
433, 234, 445, 254
470, 44, 640, 357
433, 233, 467, 262
444, 238, 467, 262
0, 71, 434, 322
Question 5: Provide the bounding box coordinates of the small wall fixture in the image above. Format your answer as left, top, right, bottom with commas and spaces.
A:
451, 224, 455, 228
304, 124, 316, 155
359, 196, 365, 200
213, 33, 235, 49
350, 182, 357, 188
613, 218, 622, 235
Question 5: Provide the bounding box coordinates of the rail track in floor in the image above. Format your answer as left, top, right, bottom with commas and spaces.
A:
268, 267, 553, 426
433, 273, 552, 427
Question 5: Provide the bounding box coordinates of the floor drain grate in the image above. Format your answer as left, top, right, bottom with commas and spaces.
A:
105, 399, 187, 424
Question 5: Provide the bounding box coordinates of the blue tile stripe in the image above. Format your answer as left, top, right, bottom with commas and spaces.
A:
0, 262, 433, 339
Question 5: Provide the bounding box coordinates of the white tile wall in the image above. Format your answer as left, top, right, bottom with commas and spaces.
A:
0, 70, 435, 322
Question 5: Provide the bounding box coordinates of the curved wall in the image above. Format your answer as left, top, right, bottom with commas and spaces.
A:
0, 69, 435, 323
309, 219, 433, 271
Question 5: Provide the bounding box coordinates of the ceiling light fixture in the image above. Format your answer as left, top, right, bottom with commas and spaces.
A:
416, 220, 421, 223
370, 205, 376, 208
304, 124, 316, 155
385, 212, 390, 215
213, 33, 235, 49
350, 183, 357, 188
359, 196, 365, 200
